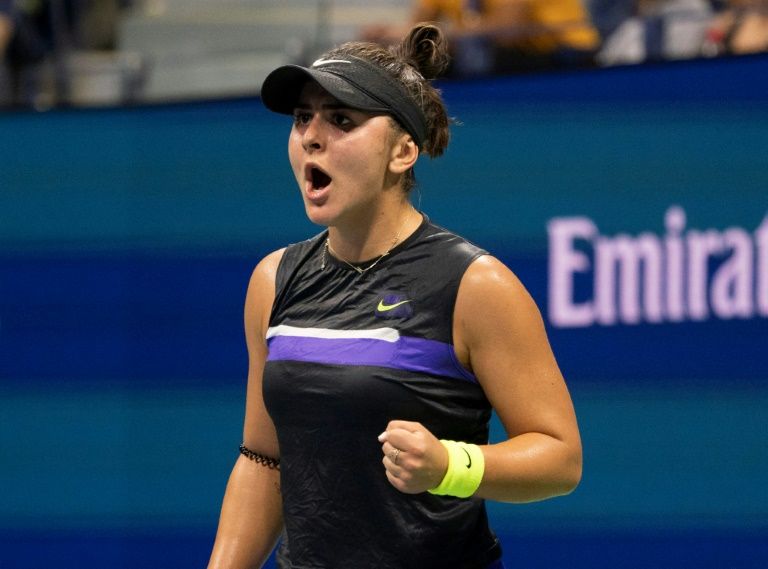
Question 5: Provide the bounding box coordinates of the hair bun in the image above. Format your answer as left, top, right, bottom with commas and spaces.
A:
396, 23, 450, 81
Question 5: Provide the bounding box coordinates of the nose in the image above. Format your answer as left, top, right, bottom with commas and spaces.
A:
302, 114, 323, 153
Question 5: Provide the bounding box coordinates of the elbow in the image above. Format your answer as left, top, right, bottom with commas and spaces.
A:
541, 438, 582, 499
559, 466, 581, 497
508, 441, 583, 502
558, 445, 583, 496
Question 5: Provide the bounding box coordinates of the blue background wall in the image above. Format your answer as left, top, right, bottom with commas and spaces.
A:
2, 55, 768, 568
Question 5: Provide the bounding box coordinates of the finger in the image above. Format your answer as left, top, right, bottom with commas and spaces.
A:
382, 443, 405, 467
382, 455, 408, 480
385, 427, 424, 450
385, 468, 405, 491
385, 419, 423, 433
381, 453, 405, 476
381, 441, 400, 458
380, 431, 414, 460
385, 429, 430, 459
385, 468, 419, 495
378, 424, 417, 444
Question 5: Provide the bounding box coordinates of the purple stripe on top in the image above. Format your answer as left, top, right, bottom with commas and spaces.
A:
266, 334, 477, 383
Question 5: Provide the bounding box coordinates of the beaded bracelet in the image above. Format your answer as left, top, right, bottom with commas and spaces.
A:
239, 443, 280, 471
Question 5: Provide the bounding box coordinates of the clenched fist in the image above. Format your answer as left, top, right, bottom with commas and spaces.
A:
378, 420, 449, 494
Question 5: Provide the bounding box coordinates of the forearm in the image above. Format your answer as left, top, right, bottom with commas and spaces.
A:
475, 432, 582, 503
208, 455, 284, 569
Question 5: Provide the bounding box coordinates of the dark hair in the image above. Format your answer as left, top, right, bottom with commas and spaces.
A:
321, 24, 451, 191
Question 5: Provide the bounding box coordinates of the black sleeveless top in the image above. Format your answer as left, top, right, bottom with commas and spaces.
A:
262, 215, 502, 569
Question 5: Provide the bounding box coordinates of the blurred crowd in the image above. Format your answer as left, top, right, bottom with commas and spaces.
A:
363, 0, 768, 76
0, 0, 134, 107
1, 0, 767, 108
593, 0, 768, 65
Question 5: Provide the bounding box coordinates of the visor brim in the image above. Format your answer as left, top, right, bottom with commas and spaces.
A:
260, 65, 389, 115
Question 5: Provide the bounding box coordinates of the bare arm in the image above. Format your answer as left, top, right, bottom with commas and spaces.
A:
380, 255, 581, 503
208, 249, 286, 568
456, 256, 582, 502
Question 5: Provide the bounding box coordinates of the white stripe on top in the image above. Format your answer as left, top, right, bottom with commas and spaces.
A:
266, 324, 400, 343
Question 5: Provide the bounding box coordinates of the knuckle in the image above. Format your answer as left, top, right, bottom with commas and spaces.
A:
409, 444, 426, 459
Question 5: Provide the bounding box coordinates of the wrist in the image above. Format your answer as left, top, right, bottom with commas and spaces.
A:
428, 440, 485, 498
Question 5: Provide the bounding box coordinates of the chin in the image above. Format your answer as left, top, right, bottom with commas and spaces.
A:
304, 204, 335, 228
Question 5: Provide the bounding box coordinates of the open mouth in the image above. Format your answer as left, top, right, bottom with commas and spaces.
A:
309, 166, 332, 191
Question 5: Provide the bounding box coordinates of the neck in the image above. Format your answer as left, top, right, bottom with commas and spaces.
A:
327, 202, 418, 263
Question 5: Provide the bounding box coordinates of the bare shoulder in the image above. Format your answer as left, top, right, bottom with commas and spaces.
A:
245, 248, 286, 337
454, 255, 550, 371
458, 255, 536, 314
249, 248, 286, 289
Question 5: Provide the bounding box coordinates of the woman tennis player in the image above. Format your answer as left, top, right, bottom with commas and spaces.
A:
208, 23, 582, 569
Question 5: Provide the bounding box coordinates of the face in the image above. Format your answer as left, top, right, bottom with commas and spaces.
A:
287, 81, 403, 228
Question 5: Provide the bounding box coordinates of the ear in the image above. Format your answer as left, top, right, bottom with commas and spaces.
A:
388, 133, 420, 175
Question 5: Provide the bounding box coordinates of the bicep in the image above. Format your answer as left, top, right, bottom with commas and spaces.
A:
455, 257, 579, 443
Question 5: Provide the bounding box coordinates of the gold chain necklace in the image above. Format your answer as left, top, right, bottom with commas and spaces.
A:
321, 211, 411, 275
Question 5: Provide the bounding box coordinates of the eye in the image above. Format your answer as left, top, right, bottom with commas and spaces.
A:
331, 112, 353, 129
293, 111, 312, 127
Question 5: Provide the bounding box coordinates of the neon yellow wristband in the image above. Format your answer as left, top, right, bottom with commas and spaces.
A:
428, 440, 485, 498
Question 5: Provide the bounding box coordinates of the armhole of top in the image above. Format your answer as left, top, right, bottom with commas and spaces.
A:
267, 247, 292, 327
268, 232, 326, 326
449, 251, 489, 383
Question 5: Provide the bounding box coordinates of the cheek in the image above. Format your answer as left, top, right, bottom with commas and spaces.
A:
336, 138, 391, 183
287, 133, 304, 181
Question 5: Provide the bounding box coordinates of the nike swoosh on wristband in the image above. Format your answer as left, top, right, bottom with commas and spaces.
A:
376, 299, 412, 312
462, 447, 472, 469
